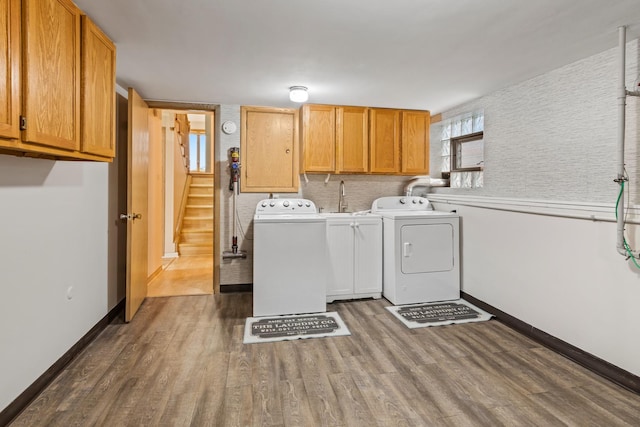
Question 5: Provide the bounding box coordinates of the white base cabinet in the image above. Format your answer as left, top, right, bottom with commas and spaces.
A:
324, 214, 382, 302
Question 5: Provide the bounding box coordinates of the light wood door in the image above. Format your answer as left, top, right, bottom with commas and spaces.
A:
240, 106, 299, 193
337, 106, 368, 173
81, 15, 116, 157
125, 88, 149, 322
301, 104, 335, 172
369, 108, 400, 173
0, 0, 19, 140
22, 0, 81, 151
401, 110, 430, 174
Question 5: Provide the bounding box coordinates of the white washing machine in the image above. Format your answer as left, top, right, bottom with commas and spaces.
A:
372, 196, 460, 305
253, 198, 327, 316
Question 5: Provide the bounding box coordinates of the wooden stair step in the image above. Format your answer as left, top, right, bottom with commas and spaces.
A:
182, 228, 214, 233
180, 231, 213, 243
179, 242, 214, 256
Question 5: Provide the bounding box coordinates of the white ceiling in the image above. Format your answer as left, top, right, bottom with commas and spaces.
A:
74, 0, 640, 113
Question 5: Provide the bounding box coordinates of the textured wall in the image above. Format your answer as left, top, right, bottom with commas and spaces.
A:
426, 38, 640, 378
430, 39, 640, 204
300, 174, 406, 213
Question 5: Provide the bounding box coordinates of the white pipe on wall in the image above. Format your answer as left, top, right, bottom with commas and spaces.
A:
616, 26, 629, 256
404, 175, 450, 196
616, 26, 640, 258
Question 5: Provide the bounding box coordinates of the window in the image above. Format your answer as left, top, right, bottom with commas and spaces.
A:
189, 131, 207, 172
440, 111, 484, 188
451, 132, 483, 171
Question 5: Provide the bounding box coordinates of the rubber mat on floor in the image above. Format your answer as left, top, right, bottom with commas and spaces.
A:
243, 311, 350, 344
386, 299, 493, 329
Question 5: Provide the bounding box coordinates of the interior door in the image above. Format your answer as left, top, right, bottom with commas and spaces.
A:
125, 88, 149, 322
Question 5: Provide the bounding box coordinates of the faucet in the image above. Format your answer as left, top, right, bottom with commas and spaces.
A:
338, 180, 347, 212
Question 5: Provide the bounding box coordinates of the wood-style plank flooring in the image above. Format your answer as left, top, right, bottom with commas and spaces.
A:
10, 294, 640, 426
147, 255, 213, 297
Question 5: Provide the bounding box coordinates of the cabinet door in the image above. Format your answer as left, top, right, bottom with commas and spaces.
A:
0, 0, 19, 141
401, 110, 430, 174
353, 219, 382, 295
301, 104, 335, 172
240, 106, 299, 193
337, 106, 368, 173
22, 0, 81, 151
326, 220, 355, 298
81, 16, 116, 157
369, 108, 400, 173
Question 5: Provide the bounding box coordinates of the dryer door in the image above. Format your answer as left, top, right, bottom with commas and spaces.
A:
401, 223, 454, 274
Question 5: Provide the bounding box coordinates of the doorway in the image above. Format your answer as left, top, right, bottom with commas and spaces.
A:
145, 108, 216, 297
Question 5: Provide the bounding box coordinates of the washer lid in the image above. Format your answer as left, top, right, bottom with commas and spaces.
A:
371, 196, 432, 212
255, 198, 318, 215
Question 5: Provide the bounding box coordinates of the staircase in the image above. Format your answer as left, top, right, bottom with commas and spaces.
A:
178, 174, 214, 256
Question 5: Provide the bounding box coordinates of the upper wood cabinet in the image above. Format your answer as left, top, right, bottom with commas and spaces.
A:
23, 0, 81, 151
337, 106, 368, 173
301, 104, 428, 175
240, 106, 299, 193
401, 110, 430, 175
300, 104, 368, 174
0, 0, 116, 161
0, 0, 20, 141
81, 15, 116, 158
301, 104, 335, 172
369, 108, 400, 174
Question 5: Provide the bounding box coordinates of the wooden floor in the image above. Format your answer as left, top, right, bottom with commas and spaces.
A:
10, 294, 640, 426
147, 255, 213, 297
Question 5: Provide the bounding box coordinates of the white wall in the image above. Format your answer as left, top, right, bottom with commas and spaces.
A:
0, 156, 114, 410
427, 38, 640, 376
430, 197, 640, 376
162, 111, 177, 257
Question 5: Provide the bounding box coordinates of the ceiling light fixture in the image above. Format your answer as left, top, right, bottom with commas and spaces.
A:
289, 86, 309, 103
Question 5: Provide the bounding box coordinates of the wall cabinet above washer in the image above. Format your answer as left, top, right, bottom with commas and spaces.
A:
300, 104, 429, 175
400, 110, 431, 175
240, 106, 299, 193
369, 108, 400, 173
301, 104, 368, 174
369, 108, 431, 175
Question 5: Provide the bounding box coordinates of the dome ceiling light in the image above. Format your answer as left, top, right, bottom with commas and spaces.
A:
289, 86, 309, 103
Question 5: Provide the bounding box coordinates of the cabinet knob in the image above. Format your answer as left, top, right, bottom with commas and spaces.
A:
285, 149, 291, 154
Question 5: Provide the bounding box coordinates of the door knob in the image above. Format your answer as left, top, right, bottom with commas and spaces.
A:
120, 213, 142, 221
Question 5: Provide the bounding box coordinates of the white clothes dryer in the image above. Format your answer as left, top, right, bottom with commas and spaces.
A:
253, 198, 327, 316
372, 196, 460, 305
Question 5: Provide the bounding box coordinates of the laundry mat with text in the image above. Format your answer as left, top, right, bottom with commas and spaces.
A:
243, 312, 350, 344
386, 299, 493, 329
